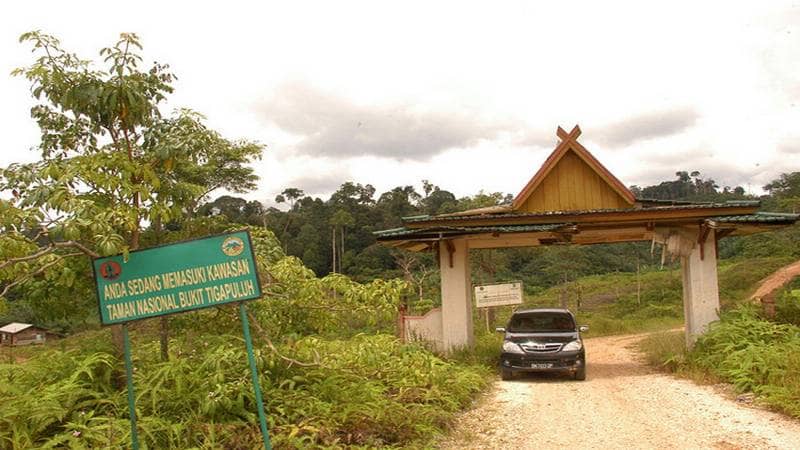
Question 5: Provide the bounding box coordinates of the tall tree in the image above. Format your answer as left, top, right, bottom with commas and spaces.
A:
329, 209, 355, 273
0, 32, 262, 356
764, 172, 800, 212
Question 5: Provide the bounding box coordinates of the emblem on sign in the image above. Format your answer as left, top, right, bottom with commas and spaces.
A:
222, 236, 245, 256
99, 261, 122, 280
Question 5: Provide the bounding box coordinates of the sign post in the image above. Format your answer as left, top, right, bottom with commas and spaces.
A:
239, 302, 272, 449
122, 324, 140, 450
92, 230, 271, 449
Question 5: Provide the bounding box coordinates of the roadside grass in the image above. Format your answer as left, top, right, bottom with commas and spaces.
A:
717, 256, 794, 307
0, 331, 489, 449
637, 330, 720, 385
448, 332, 503, 368
5, 256, 792, 446
579, 314, 683, 337
638, 306, 800, 419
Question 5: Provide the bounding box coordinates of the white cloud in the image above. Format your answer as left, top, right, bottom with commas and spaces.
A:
1, 0, 798, 202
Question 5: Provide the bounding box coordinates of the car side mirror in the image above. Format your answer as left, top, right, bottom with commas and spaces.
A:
495, 327, 506, 333
579, 325, 589, 332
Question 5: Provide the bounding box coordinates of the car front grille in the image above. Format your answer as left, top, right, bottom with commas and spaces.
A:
519, 342, 562, 353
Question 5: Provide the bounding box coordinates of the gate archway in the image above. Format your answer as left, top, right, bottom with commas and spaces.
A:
376, 125, 799, 351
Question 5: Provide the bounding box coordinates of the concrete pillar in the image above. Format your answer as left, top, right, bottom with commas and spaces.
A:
439, 239, 474, 351
681, 229, 720, 347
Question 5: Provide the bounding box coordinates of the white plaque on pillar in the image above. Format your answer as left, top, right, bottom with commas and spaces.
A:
474, 282, 523, 308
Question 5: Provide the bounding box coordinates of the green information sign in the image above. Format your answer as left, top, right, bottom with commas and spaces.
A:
93, 230, 262, 325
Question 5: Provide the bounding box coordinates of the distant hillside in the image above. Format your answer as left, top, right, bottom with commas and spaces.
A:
486, 256, 794, 336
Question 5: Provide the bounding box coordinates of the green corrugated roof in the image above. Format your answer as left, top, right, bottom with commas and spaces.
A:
636, 198, 761, 207
374, 223, 571, 239
402, 198, 761, 223
402, 201, 762, 223
711, 212, 799, 223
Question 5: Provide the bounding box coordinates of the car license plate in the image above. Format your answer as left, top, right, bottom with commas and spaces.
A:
530, 363, 553, 369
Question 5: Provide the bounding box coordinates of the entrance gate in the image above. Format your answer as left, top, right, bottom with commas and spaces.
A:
377, 125, 798, 351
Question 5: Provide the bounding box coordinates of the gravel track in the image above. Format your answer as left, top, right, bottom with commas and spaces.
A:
441, 333, 800, 449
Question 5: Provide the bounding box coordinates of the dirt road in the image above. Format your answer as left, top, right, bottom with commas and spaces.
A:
441, 333, 800, 449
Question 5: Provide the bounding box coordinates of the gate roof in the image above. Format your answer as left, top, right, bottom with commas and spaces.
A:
376, 125, 798, 251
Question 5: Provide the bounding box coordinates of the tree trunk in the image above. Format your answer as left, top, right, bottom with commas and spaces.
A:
281, 214, 292, 252
340, 227, 345, 273
331, 227, 337, 273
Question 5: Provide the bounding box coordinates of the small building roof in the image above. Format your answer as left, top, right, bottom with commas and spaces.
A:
0, 323, 34, 334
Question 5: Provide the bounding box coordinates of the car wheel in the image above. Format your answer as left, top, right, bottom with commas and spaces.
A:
501, 369, 514, 381
574, 366, 586, 381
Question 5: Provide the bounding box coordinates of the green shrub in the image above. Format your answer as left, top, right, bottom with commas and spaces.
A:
448, 332, 502, 368
776, 290, 800, 326
0, 334, 487, 449
637, 330, 686, 371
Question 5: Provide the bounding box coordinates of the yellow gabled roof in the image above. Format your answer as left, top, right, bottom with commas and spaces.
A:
512, 125, 636, 211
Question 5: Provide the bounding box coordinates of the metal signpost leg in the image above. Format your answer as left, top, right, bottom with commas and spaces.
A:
122, 324, 140, 450
239, 302, 272, 450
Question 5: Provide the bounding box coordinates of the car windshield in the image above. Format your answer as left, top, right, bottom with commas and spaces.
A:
507, 312, 575, 332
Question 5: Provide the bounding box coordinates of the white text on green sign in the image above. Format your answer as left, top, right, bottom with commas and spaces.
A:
93, 231, 262, 324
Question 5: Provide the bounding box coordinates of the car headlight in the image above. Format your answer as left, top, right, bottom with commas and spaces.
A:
561, 340, 583, 352
502, 341, 524, 354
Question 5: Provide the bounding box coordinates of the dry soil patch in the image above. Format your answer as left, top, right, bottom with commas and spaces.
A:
441, 333, 800, 449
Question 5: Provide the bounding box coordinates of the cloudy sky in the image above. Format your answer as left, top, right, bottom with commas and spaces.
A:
2, 1, 799, 206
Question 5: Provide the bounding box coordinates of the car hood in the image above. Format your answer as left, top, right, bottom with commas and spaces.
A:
505, 331, 578, 344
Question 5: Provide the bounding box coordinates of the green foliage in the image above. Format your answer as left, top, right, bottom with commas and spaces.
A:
448, 332, 503, 368
198, 195, 265, 226
0, 333, 486, 449
717, 256, 794, 306
763, 171, 800, 212
775, 289, 800, 326
1, 32, 262, 330
637, 330, 687, 371
722, 225, 800, 260
0, 220, 485, 448
632, 170, 750, 202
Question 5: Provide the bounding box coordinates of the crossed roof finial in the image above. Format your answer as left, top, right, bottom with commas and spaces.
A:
556, 124, 582, 142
